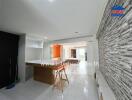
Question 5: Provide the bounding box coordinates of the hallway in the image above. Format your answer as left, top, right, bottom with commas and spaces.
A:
0, 62, 98, 100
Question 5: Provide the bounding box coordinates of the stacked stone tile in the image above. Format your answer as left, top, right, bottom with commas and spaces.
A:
97, 0, 132, 100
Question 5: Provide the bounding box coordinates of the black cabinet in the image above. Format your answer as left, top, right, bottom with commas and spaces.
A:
0, 31, 19, 88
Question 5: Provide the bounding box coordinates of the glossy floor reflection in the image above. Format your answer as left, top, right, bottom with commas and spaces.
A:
0, 61, 99, 100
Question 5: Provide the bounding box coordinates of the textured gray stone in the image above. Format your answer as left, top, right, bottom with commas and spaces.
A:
97, 0, 132, 100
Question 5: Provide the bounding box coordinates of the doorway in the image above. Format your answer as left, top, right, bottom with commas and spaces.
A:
76, 48, 87, 61
62, 42, 87, 62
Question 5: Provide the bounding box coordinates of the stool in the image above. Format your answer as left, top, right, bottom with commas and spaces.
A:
53, 64, 69, 92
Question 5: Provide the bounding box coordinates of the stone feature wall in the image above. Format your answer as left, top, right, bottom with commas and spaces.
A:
97, 0, 132, 100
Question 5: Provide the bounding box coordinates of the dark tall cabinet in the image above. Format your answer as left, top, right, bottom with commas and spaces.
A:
0, 31, 19, 89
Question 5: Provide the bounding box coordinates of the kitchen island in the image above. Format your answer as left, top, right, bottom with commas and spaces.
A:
26, 60, 60, 85
26, 59, 79, 85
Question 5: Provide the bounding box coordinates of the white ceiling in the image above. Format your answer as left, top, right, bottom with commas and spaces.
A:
0, 0, 108, 40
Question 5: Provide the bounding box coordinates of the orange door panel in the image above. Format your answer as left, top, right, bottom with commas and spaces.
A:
52, 44, 62, 58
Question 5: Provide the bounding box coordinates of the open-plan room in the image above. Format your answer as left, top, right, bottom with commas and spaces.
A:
0, 0, 132, 100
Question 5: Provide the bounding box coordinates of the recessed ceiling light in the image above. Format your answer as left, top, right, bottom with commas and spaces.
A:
48, 0, 55, 3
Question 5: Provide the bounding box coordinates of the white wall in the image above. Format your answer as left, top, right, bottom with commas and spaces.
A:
43, 42, 51, 60
25, 48, 42, 61
0, 0, 3, 28
87, 41, 99, 75
18, 34, 26, 82
63, 47, 70, 59
93, 41, 99, 67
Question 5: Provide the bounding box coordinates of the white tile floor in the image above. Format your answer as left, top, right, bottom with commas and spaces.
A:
0, 61, 99, 100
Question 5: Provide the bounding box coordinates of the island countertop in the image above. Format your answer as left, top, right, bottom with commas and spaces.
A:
26, 60, 60, 66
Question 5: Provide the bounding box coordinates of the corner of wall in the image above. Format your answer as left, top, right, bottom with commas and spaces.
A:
18, 34, 26, 82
